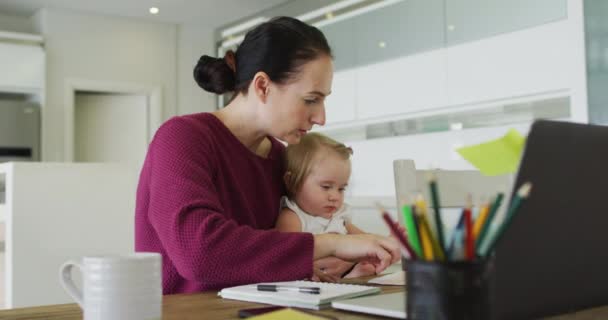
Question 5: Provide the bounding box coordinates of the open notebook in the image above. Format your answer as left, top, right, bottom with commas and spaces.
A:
218, 280, 381, 310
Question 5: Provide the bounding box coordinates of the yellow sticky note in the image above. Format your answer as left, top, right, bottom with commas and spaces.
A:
250, 308, 326, 320
456, 129, 526, 176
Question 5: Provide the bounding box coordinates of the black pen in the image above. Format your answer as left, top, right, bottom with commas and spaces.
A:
257, 284, 321, 294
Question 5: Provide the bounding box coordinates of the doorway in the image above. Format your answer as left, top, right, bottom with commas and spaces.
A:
64, 79, 162, 167
74, 92, 147, 167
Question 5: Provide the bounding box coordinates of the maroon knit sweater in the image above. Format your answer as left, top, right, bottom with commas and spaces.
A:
135, 113, 314, 294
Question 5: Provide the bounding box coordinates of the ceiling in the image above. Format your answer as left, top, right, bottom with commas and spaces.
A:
0, 0, 292, 27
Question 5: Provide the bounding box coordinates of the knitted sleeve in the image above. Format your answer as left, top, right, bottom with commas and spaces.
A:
146, 117, 314, 289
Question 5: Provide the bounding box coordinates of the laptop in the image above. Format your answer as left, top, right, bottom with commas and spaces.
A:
494, 120, 608, 319
336, 120, 608, 319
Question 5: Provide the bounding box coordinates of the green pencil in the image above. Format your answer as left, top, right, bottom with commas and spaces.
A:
475, 192, 504, 249
429, 175, 445, 251
402, 205, 422, 257
477, 182, 532, 257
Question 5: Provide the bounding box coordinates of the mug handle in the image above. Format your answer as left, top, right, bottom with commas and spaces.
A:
59, 260, 84, 308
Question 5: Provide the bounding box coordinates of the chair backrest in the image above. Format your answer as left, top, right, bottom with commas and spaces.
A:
392, 158, 515, 284
393, 159, 514, 233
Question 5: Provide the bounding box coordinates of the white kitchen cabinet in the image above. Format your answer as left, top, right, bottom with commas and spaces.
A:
0, 42, 45, 93
446, 20, 571, 106
353, 19, 572, 122
314, 0, 580, 128
0, 220, 4, 309
0, 162, 138, 309
445, 0, 567, 46
356, 50, 449, 119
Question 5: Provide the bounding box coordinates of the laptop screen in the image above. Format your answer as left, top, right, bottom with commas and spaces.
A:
493, 120, 608, 319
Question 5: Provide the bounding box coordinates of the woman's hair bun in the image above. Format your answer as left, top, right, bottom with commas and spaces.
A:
193, 55, 236, 94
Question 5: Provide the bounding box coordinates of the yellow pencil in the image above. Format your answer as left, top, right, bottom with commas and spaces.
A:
417, 215, 434, 261
418, 212, 446, 261
473, 203, 490, 239
414, 197, 445, 261
415, 195, 437, 238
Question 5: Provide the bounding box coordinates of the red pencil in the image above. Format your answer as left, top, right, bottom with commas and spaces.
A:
377, 204, 418, 260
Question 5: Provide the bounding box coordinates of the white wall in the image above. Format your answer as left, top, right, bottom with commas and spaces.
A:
33, 8, 178, 161
177, 24, 217, 115
0, 13, 35, 33
345, 123, 531, 198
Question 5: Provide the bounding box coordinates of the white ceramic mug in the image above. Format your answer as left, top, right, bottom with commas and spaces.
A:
59, 252, 162, 320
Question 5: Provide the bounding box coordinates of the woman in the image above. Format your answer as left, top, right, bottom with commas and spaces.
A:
135, 16, 400, 294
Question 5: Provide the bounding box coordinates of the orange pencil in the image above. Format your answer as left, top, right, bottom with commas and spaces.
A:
473, 202, 490, 239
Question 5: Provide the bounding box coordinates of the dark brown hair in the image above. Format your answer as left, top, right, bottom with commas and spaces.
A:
193, 16, 332, 95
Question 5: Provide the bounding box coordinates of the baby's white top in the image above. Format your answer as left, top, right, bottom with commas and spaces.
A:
281, 196, 352, 235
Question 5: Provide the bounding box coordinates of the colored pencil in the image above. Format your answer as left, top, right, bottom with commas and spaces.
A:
464, 195, 474, 260
429, 174, 446, 252
377, 203, 418, 259
447, 209, 465, 259
475, 193, 504, 249
472, 202, 490, 239
412, 205, 432, 260
450, 227, 465, 261
415, 202, 445, 262
477, 182, 532, 257
402, 204, 422, 257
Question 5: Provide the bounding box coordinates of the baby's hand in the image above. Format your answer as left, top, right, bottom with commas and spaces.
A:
313, 256, 355, 280
343, 262, 377, 279
311, 266, 340, 283
311, 257, 353, 282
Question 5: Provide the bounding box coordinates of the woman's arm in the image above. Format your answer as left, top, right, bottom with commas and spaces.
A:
143, 117, 399, 287
275, 208, 302, 232
313, 233, 400, 274
143, 118, 315, 289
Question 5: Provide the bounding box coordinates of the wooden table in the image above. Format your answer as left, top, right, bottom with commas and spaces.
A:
0, 279, 401, 320
1, 278, 608, 320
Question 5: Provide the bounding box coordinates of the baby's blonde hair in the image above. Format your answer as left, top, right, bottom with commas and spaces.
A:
284, 132, 353, 199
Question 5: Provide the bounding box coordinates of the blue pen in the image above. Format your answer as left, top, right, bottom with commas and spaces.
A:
257, 284, 320, 294
451, 228, 465, 261
447, 209, 465, 259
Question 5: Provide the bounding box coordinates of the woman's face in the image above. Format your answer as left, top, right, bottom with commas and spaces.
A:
262, 55, 334, 144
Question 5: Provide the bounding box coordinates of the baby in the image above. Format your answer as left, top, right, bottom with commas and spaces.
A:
275, 132, 376, 278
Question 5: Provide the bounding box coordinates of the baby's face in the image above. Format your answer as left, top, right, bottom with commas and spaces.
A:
295, 152, 351, 219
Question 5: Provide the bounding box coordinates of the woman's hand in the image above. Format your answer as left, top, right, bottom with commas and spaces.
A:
333, 234, 401, 274
314, 233, 401, 275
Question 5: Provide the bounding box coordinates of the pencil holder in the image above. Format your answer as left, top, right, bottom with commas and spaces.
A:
405, 257, 494, 320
